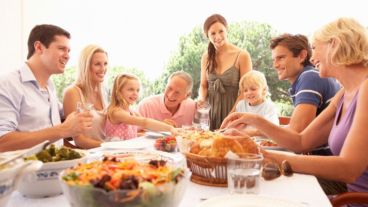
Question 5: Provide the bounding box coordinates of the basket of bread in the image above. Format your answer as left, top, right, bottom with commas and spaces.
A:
179, 130, 259, 187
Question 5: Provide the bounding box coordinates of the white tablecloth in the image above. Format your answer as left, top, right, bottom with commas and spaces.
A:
6, 136, 332, 207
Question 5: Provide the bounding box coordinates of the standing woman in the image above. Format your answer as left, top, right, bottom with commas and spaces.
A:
63, 45, 108, 148
198, 14, 252, 131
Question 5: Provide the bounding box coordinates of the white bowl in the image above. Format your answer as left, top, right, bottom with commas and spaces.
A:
17, 150, 87, 198
0, 157, 42, 206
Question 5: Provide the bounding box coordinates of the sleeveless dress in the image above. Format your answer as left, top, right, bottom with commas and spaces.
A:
328, 91, 368, 207
104, 109, 138, 141
75, 86, 106, 141
207, 52, 241, 130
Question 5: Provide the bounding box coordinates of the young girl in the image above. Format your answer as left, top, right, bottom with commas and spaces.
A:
233, 70, 279, 136
105, 73, 176, 141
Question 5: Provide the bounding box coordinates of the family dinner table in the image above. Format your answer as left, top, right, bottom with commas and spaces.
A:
6, 136, 332, 207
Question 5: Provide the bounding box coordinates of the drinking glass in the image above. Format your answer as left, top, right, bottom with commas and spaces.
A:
193, 101, 211, 130
227, 153, 263, 194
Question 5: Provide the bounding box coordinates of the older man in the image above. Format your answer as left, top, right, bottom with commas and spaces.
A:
0, 24, 92, 152
137, 71, 196, 127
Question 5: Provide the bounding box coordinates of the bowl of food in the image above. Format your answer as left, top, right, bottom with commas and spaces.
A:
18, 144, 87, 198
154, 136, 177, 152
60, 155, 188, 207
0, 151, 42, 206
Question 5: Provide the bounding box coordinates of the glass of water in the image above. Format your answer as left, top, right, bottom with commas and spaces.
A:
227, 153, 263, 194
193, 101, 211, 130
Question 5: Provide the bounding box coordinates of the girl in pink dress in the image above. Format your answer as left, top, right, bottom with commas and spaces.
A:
105, 73, 176, 141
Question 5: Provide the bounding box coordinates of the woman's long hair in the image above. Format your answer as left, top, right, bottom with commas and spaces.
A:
75, 44, 107, 107
203, 14, 228, 73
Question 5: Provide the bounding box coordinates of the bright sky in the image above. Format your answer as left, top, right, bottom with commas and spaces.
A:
22, 0, 368, 80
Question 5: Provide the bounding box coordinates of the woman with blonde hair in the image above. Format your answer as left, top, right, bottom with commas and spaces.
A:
198, 14, 252, 131
63, 44, 108, 148
222, 17, 368, 204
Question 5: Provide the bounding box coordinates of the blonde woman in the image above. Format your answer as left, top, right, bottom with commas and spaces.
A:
63, 44, 108, 148
222, 17, 368, 201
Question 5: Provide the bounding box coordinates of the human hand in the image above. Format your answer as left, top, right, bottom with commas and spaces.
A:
196, 98, 207, 109
220, 112, 249, 129
170, 127, 179, 136
61, 111, 93, 137
163, 119, 177, 127
221, 128, 250, 137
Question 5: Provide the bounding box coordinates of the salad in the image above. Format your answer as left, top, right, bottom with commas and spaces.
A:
61, 157, 186, 207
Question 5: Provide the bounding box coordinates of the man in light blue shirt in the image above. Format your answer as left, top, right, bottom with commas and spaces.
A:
0, 24, 93, 152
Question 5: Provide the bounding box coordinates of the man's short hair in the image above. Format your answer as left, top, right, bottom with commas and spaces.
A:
270, 33, 312, 66
27, 24, 71, 59
168, 71, 193, 94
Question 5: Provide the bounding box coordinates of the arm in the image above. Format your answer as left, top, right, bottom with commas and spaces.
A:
221, 92, 340, 153
264, 84, 368, 184
110, 109, 175, 134
0, 111, 93, 152
63, 87, 102, 149
198, 53, 209, 103
230, 50, 253, 112
286, 103, 317, 132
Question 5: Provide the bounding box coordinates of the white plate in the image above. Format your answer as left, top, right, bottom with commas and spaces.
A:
197, 194, 306, 207
144, 131, 170, 138
101, 138, 151, 150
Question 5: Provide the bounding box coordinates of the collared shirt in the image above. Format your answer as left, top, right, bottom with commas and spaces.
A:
137, 94, 196, 127
289, 65, 340, 115
0, 64, 63, 137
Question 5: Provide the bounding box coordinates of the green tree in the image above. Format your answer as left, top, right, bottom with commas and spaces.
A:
52, 67, 77, 99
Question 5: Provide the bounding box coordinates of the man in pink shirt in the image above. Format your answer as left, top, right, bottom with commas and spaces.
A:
137, 71, 196, 127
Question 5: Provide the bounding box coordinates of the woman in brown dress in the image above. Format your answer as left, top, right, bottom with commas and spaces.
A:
198, 14, 253, 130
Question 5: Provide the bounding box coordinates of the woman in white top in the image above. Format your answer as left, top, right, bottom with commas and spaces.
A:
63, 44, 107, 148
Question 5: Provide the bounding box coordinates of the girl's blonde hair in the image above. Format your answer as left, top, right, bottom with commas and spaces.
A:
75, 44, 107, 106
312, 17, 368, 67
239, 70, 269, 100
107, 73, 140, 120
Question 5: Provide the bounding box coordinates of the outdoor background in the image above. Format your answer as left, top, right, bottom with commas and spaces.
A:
1, 0, 367, 115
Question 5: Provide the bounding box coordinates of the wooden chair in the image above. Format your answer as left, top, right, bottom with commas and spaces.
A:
278, 116, 291, 125
330, 192, 368, 207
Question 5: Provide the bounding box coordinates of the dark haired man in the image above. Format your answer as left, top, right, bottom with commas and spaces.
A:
270, 33, 340, 155
0, 24, 93, 152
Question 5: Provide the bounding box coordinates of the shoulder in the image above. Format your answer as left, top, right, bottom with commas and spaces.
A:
0, 70, 21, 88
63, 85, 80, 99
182, 98, 196, 108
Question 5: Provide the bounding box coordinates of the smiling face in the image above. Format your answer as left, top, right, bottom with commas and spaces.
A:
164, 76, 189, 111
39, 35, 70, 75
207, 22, 228, 49
311, 40, 331, 78
120, 79, 140, 105
242, 84, 265, 106
90, 52, 108, 85
271, 45, 305, 84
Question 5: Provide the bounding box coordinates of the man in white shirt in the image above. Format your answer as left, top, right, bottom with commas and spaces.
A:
0, 24, 93, 152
